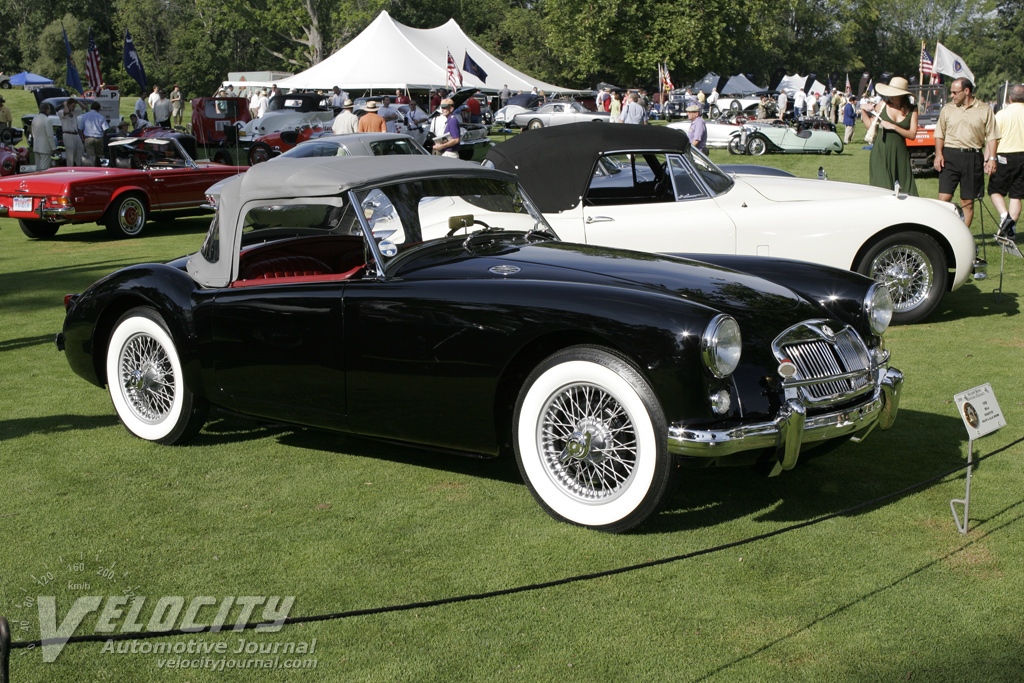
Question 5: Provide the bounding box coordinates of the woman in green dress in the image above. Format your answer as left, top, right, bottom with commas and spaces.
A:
861, 76, 919, 196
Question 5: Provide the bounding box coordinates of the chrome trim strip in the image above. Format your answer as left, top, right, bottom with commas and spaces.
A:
667, 367, 904, 460
40, 206, 76, 218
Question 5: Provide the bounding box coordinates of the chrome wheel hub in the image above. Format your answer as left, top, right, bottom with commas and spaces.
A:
120, 333, 174, 423
540, 383, 637, 503
871, 245, 931, 312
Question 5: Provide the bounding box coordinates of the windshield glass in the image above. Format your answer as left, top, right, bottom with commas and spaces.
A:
685, 146, 734, 195
352, 176, 553, 266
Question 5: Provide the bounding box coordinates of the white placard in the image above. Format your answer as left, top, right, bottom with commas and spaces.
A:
954, 383, 1006, 440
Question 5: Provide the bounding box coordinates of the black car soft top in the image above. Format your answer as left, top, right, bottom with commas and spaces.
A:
485, 123, 691, 213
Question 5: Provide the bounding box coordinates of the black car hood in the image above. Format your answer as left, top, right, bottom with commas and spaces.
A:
400, 240, 808, 315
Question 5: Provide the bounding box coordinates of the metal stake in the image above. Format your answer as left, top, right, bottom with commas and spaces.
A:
950, 437, 974, 534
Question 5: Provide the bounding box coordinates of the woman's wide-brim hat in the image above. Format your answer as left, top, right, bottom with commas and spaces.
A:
876, 77, 911, 98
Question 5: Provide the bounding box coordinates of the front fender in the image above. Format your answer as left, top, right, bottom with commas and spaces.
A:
63, 264, 202, 392
672, 253, 875, 332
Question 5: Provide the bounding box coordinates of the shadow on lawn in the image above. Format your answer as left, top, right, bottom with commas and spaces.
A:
0, 334, 55, 352
27, 217, 211, 244
650, 407, 971, 534
0, 413, 120, 440
931, 277, 1020, 322
193, 405, 976, 533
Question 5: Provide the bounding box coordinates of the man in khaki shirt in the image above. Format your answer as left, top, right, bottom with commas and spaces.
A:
934, 77, 1000, 227
988, 84, 1024, 238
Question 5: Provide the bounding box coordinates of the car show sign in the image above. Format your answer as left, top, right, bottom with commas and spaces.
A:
954, 383, 1006, 441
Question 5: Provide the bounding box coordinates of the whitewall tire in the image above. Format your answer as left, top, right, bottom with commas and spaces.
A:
105, 307, 207, 444
513, 346, 673, 532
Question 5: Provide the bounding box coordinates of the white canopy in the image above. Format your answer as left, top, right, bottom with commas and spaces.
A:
276, 11, 577, 94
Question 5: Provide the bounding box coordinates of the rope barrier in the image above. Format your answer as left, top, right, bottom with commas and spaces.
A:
2, 436, 1021, 681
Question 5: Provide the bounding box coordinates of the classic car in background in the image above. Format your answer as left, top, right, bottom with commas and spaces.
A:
0, 143, 29, 175
734, 117, 844, 156
57, 155, 901, 532
0, 135, 245, 239
275, 132, 428, 159
188, 96, 253, 164
241, 92, 335, 137
509, 101, 610, 129
485, 123, 975, 324
668, 116, 752, 149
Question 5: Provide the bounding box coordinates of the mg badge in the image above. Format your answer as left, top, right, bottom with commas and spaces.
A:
489, 264, 521, 276
820, 324, 835, 339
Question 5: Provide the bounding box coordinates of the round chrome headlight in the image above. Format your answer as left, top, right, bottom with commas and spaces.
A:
701, 314, 742, 378
865, 283, 893, 335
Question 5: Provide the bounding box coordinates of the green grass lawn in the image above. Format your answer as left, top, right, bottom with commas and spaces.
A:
2, 121, 1024, 681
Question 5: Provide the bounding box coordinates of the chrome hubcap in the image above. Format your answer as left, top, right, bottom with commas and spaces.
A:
119, 333, 174, 423
540, 384, 637, 503
871, 245, 932, 312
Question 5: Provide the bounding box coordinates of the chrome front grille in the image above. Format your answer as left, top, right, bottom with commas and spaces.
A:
774, 322, 874, 405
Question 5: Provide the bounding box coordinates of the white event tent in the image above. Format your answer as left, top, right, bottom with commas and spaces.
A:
275, 11, 578, 94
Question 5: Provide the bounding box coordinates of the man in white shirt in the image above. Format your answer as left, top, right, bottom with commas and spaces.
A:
134, 95, 148, 122
256, 90, 270, 119
331, 100, 358, 134
32, 103, 56, 170
793, 88, 806, 118
330, 86, 348, 109
57, 98, 85, 166
377, 96, 400, 133
147, 85, 160, 110
153, 90, 173, 127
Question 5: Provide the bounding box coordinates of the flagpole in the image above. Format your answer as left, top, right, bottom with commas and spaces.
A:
919, 40, 925, 87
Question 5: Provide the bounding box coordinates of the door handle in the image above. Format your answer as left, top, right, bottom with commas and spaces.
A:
586, 215, 613, 224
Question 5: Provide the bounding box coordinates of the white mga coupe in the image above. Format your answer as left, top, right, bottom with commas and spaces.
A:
485, 123, 977, 324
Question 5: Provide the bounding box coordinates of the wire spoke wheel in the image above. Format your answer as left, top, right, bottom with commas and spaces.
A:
541, 383, 638, 504
119, 332, 176, 424
869, 244, 933, 312
106, 308, 207, 444
514, 346, 673, 532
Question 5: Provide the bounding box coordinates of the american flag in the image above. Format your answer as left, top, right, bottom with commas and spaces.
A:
845, 73, 851, 93
446, 51, 462, 93
920, 46, 934, 74
85, 28, 103, 90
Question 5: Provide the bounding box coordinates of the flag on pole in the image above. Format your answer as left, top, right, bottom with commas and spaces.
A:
462, 51, 487, 83
85, 28, 103, 90
62, 25, 83, 94
123, 29, 147, 92
446, 51, 462, 93
845, 73, 851, 93
919, 45, 934, 76
662, 63, 673, 91
934, 42, 974, 83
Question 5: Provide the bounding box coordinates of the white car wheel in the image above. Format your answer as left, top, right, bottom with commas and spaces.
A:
106, 308, 207, 444
514, 346, 673, 532
857, 232, 947, 324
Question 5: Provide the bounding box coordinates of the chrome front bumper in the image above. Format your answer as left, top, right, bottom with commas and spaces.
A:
667, 367, 903, 470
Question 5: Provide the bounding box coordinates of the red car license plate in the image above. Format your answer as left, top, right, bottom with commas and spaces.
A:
13, 196, 33, 212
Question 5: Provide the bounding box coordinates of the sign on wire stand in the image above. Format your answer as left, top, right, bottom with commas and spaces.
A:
950, 383, 1007, 533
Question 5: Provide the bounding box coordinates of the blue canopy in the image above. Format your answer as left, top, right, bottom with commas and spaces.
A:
8, 71, 54, 86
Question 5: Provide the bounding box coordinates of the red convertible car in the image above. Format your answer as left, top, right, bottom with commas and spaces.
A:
0, 134, 245, 239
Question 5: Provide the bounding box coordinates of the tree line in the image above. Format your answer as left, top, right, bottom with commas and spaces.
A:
1, 0, 1020, 99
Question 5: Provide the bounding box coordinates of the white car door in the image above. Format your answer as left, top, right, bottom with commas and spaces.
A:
566, 153, 738, 254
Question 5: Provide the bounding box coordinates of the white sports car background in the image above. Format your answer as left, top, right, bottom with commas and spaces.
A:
485, 123, 976, 325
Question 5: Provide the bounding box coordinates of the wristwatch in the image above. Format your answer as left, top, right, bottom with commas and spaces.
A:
986, 157, 996, 162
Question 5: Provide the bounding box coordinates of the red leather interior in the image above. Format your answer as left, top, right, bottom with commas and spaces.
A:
243, 255, 331, 280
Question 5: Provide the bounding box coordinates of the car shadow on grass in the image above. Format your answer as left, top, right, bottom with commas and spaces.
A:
0, 413, 120, 440
37, 217, 212, 243
930, 282, 1019, 322
193, 411, 525, 484
647, 408, 972, 534
0, 334, 56, 351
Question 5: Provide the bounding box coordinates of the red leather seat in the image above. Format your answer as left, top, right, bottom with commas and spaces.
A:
243, 255, 332, 280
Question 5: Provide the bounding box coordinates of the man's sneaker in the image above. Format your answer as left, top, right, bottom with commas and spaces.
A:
997, 215, 1016, 239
